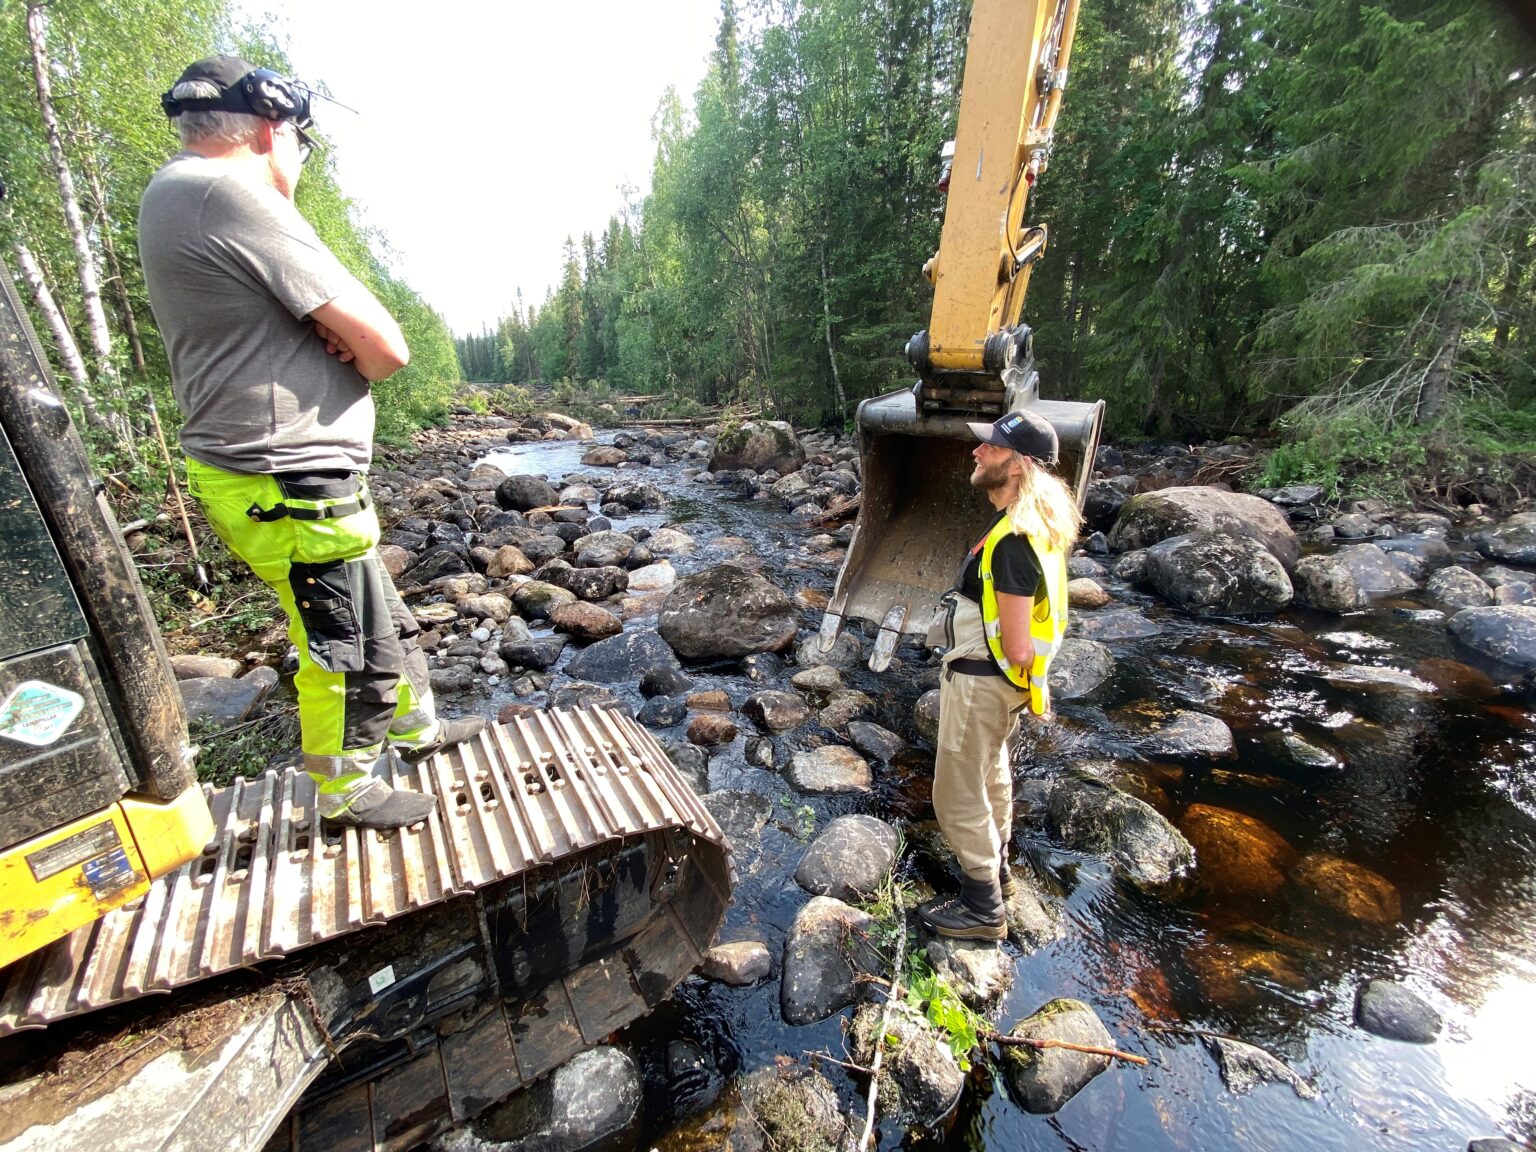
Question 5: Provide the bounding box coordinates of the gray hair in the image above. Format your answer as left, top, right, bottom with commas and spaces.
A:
172, 79, 263, 148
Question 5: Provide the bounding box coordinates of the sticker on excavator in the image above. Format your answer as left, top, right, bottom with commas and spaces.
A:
25, 820, 121, 881
81, 847, 138, 899
0, 680, 84, 747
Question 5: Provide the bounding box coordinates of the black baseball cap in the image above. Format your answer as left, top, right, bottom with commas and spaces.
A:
967, 410, 1059, 465
162, 56, 310, 125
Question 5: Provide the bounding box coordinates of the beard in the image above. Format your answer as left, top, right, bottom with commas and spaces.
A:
970, 456, 1014, 492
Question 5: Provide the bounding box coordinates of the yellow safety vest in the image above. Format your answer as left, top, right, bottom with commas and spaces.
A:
976, 515, 1068, 715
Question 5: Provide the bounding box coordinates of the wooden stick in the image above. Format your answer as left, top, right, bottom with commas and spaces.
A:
983, 1030, 1148, 1066
859, 881, 906, 1150
806, 1052, 874, 1076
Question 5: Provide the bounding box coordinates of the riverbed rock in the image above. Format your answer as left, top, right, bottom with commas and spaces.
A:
624, 559, 676, 593
1110, 487, 1300, 567
178, 667, 278, 730
1180, 804, 1294, 899
850, 999, 964, 1128
495, 473, 560, 512
1048, 638, 1116, 699
787, 746, 872, 795
1355, 979, 1442, 1043
1045, 772, 1194, 889
1133, 709, 1236, 757
914, 689, 942, 742
1331, 542, 1419, 594
1002, 998, 1116, 1114
1288, 852, 1402, 925
793, 631, 863, 670
548, 601, 622, 641
846, 720, 906, 763
688, 714, 738, 746
170, 654, 241, 680
737, 1066, 854, 1152
659, 565, 799, 658
1067, 578, 1111, 609
454, 1045, 640, 1152
1201, 1035, 1317, 1098
780, 896, 880, 1025
700, 941, 772, 986
603, 480, 665, 510
743, 690, 811, 732
572, 530, 636, 568
1293, 554, 1369, 613
1474, 521, 1536, 565
1144, 531, 1293, 616
456, 592, 515, 623
640, 664, 694, 696
581, 445, 628, 467
1448, 606, 1536, 672
710, 420, 806, 475
1073, 608, 1163, 642
924, 934, 1013, 1010
646, 527, 697, 556
703, 790, 773, 853
565, 629, 681, 683
545, 564, 629, 602
499, 634, 567, 671
638, 695, 688, 728
790, 665, 844, 699
817, 688, 875, 730
794, 815, 898, 900
1426, 565, 1494, 609
512, 580, 578, 620
486, 544, 535, 578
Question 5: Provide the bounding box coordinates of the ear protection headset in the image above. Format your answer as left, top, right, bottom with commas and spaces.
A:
160, 69, 312, 126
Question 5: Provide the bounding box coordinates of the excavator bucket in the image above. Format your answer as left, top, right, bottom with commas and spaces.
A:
821, 382, 1103, 671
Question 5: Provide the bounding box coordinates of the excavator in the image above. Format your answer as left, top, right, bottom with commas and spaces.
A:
821, 0, 1104, 668
0, 0, 1096, 1147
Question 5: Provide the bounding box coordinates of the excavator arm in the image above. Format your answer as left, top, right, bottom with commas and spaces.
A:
821, 0, 1104, 670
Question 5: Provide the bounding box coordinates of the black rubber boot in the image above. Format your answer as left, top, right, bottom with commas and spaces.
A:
324, 779, 438, 830
397, 715, 488, 765
999, 862, 1017, 900
918, 874, 1006, 941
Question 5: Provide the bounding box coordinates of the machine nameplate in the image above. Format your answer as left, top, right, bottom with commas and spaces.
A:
26, 820, 121, 881
0, 680, 85, 747
81, 847, 139, 899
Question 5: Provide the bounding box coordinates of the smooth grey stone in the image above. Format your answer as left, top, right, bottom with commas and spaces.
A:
794, 815, 898, 901
1355, 979, 1442, 1043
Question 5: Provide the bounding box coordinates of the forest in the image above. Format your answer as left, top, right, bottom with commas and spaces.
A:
1, 0, 1533, 502
458, 0, 1536, 498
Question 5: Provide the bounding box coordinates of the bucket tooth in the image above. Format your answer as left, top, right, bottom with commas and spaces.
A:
868, 603, 909, 672
817, 611, 844, 651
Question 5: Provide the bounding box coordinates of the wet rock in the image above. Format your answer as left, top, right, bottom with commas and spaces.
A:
645, 527, 697, 556
640, 664, 694, 696
1112, 550, 1148, 582
499, 635, 567, 671
700, 941, 772, 986
849, 999, 964, 1128
456, 593, 515, 623
743, 690, 811, 732
1111, 486, 1300, 567
1331, 542, 1419, 594
1332, 512, 1375, 539
548, 601, 622, 641
794, 815, 898, 900
1082, 479, 1130, 532
666, 742, 710, 792
1355, 979, 1442, 1043
1467, 1140, 1525, 1152
1049, 638, 1115, 699
1475, 521, 1536, 565
495, 474, 560, 512
1426, 566, 1494, 609
789, 664, 843, 698
1074, 608, 1163, 642
1288, 852, 1402, 925
170, 654, 241, 680
687, 689, 731, 712
1144, 531, 1293, 616
450, 1045, 639, 1152
1002, 998, 1116, 1114
1006, 883, 1061, 952
659, 565, 799, 658
546, 564, 629, 602
376, 543, 412, 580
710, 420, 806, 475
1202, 1035, 1316, 1098
787, 746, 872, 795
637, 695, 688, 728
780, 896, 880, 1025
547, 682, 625, 713
624, 560, 676, 594
1067, 578, 1111, 609
1179, 804, 1294, 899
793, 631, 862, 669
914, 689, 941, 742
486, 544, 535, 578
566, 630, 681, 683
178, 667, 278, 730
572, 530, 635, 568
688, 715, 739, 746
817, 688, 875, 730
581, 445, 627, 467
406, 547, 471, 584
1133, 709, 1235, 757
603, 480, 665, 510
1272, 730, 1343, 769
1265, 484, 1325, 506
846, 720, 906, 763
512, 580, 578, 620
924, 934, 1012, 1010
1292, 553, 1369, 613
737, 1066, 854, 1152
1188, 936, 1305, 1006
1045, 772, 1194, 889
1448, 606, 1536, 672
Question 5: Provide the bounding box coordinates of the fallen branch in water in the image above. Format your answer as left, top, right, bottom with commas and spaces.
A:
805, 1051, 874, 1077
981, 1029, 1148, 1066
859, 880, 906, 1150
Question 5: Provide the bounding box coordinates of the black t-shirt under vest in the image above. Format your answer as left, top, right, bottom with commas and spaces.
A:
957, 513, 1044, 603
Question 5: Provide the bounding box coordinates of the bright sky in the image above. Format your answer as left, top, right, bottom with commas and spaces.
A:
239, 0, 722, 335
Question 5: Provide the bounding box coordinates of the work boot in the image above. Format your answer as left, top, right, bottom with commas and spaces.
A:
918, 874, 1006, 941
323, 777, 437, 829
397, 715, 488, 765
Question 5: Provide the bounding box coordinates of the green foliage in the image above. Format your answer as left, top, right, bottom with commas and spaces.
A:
904, 952, 983, 1072
191, 709, 299, 786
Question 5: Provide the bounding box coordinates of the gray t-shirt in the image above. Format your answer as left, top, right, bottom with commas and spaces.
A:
138, 153, 375, 474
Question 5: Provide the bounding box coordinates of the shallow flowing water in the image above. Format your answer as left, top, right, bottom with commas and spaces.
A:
475, 434, 1536, 1151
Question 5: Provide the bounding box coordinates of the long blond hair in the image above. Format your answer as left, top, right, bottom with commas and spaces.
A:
1006, 454, 1081, 554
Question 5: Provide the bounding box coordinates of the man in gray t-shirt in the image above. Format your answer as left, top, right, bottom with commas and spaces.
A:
139, 55, 482, 829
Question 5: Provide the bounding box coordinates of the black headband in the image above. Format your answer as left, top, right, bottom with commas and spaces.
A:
160, 68, 311, 126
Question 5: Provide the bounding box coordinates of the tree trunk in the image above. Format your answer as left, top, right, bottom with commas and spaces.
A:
80, 146, 147, 374
819, 235, 846, 417
1414, 287, 1465, 425
5, 246, 114, 440
26, 3, 122, 411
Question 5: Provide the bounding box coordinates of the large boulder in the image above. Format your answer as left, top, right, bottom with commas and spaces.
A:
1330, 543, 1419, 594
495, 473, 560, 512
1002, 999, 1116, 1114
786, 746, 872, 795
1048, 638, 1115, 699
794, 815, 898, 900
565, 630, 681, 683
659, 565, 798, 659
1110, 487, 1300, 567
1448, 606, 1536, 673
1045, 772, 1194, 889
1287, 851, 1401, 925
1474, 521, 1536, 565
780, 896, 881, 1025
1179, 804, 1293, 899
709, 420, 806, 474
849, 1000, 965, 1129
1293, 554, 1368, 613
1143, 531, 1293, 616
572, 530, 636, 568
